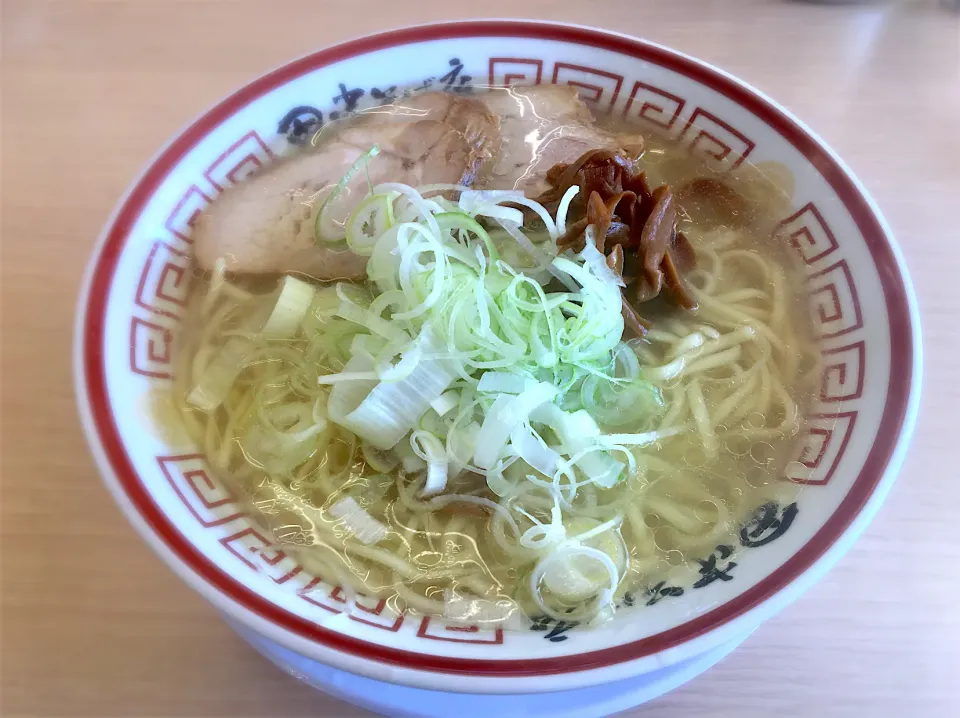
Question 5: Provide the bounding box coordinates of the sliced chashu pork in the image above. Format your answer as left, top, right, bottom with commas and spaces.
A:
478, 85, 645, 195
193, 93, 499, 279
193, 85, 644, 279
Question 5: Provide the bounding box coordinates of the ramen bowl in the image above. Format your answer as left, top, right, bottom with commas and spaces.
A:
74, 20, 920, 698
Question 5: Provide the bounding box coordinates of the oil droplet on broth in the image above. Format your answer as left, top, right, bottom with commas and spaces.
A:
414, 550, 443, 569
744, 466, 771, 490
750, 441, 778, 466
653, 525, 685, 553
709, 455, 743, 479
643, 510, 664, 530
665, 549, 685, 567
784, 461, 807, 481
693, 499, 720, 525
724, 433, 752, 457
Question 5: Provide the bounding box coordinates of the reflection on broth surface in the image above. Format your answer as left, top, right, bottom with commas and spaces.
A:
165, 86, 820, 627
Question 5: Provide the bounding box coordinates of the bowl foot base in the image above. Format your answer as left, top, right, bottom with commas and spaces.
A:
229, 620, 751, 718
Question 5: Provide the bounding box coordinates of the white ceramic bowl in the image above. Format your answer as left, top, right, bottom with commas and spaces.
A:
74, 20, 921, 697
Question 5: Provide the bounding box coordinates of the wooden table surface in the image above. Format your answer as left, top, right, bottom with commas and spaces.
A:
2, 1, 959, 716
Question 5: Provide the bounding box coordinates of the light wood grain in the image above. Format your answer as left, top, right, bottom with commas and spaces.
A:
2, 1, 958, 716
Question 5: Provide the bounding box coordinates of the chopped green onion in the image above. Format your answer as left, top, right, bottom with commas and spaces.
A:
473, 382, 558, 470
261, 276, 318, 338
329, 496, 388, 545
477, 371, 532, 394
411, 430, 449, 496
429, 391, 460, 417
555, 185, 580, 236
361, 441, 400, 473
346, 192, 397, 256
186, 338, 250, 412
510, 422, 560, 477
327, 326, 458, 450
315, 145, 381, 244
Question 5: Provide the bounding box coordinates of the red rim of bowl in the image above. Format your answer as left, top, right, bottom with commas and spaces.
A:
80, 21, 915, 677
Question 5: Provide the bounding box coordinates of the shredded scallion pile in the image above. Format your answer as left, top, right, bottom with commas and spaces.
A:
310, 177, 672, 619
